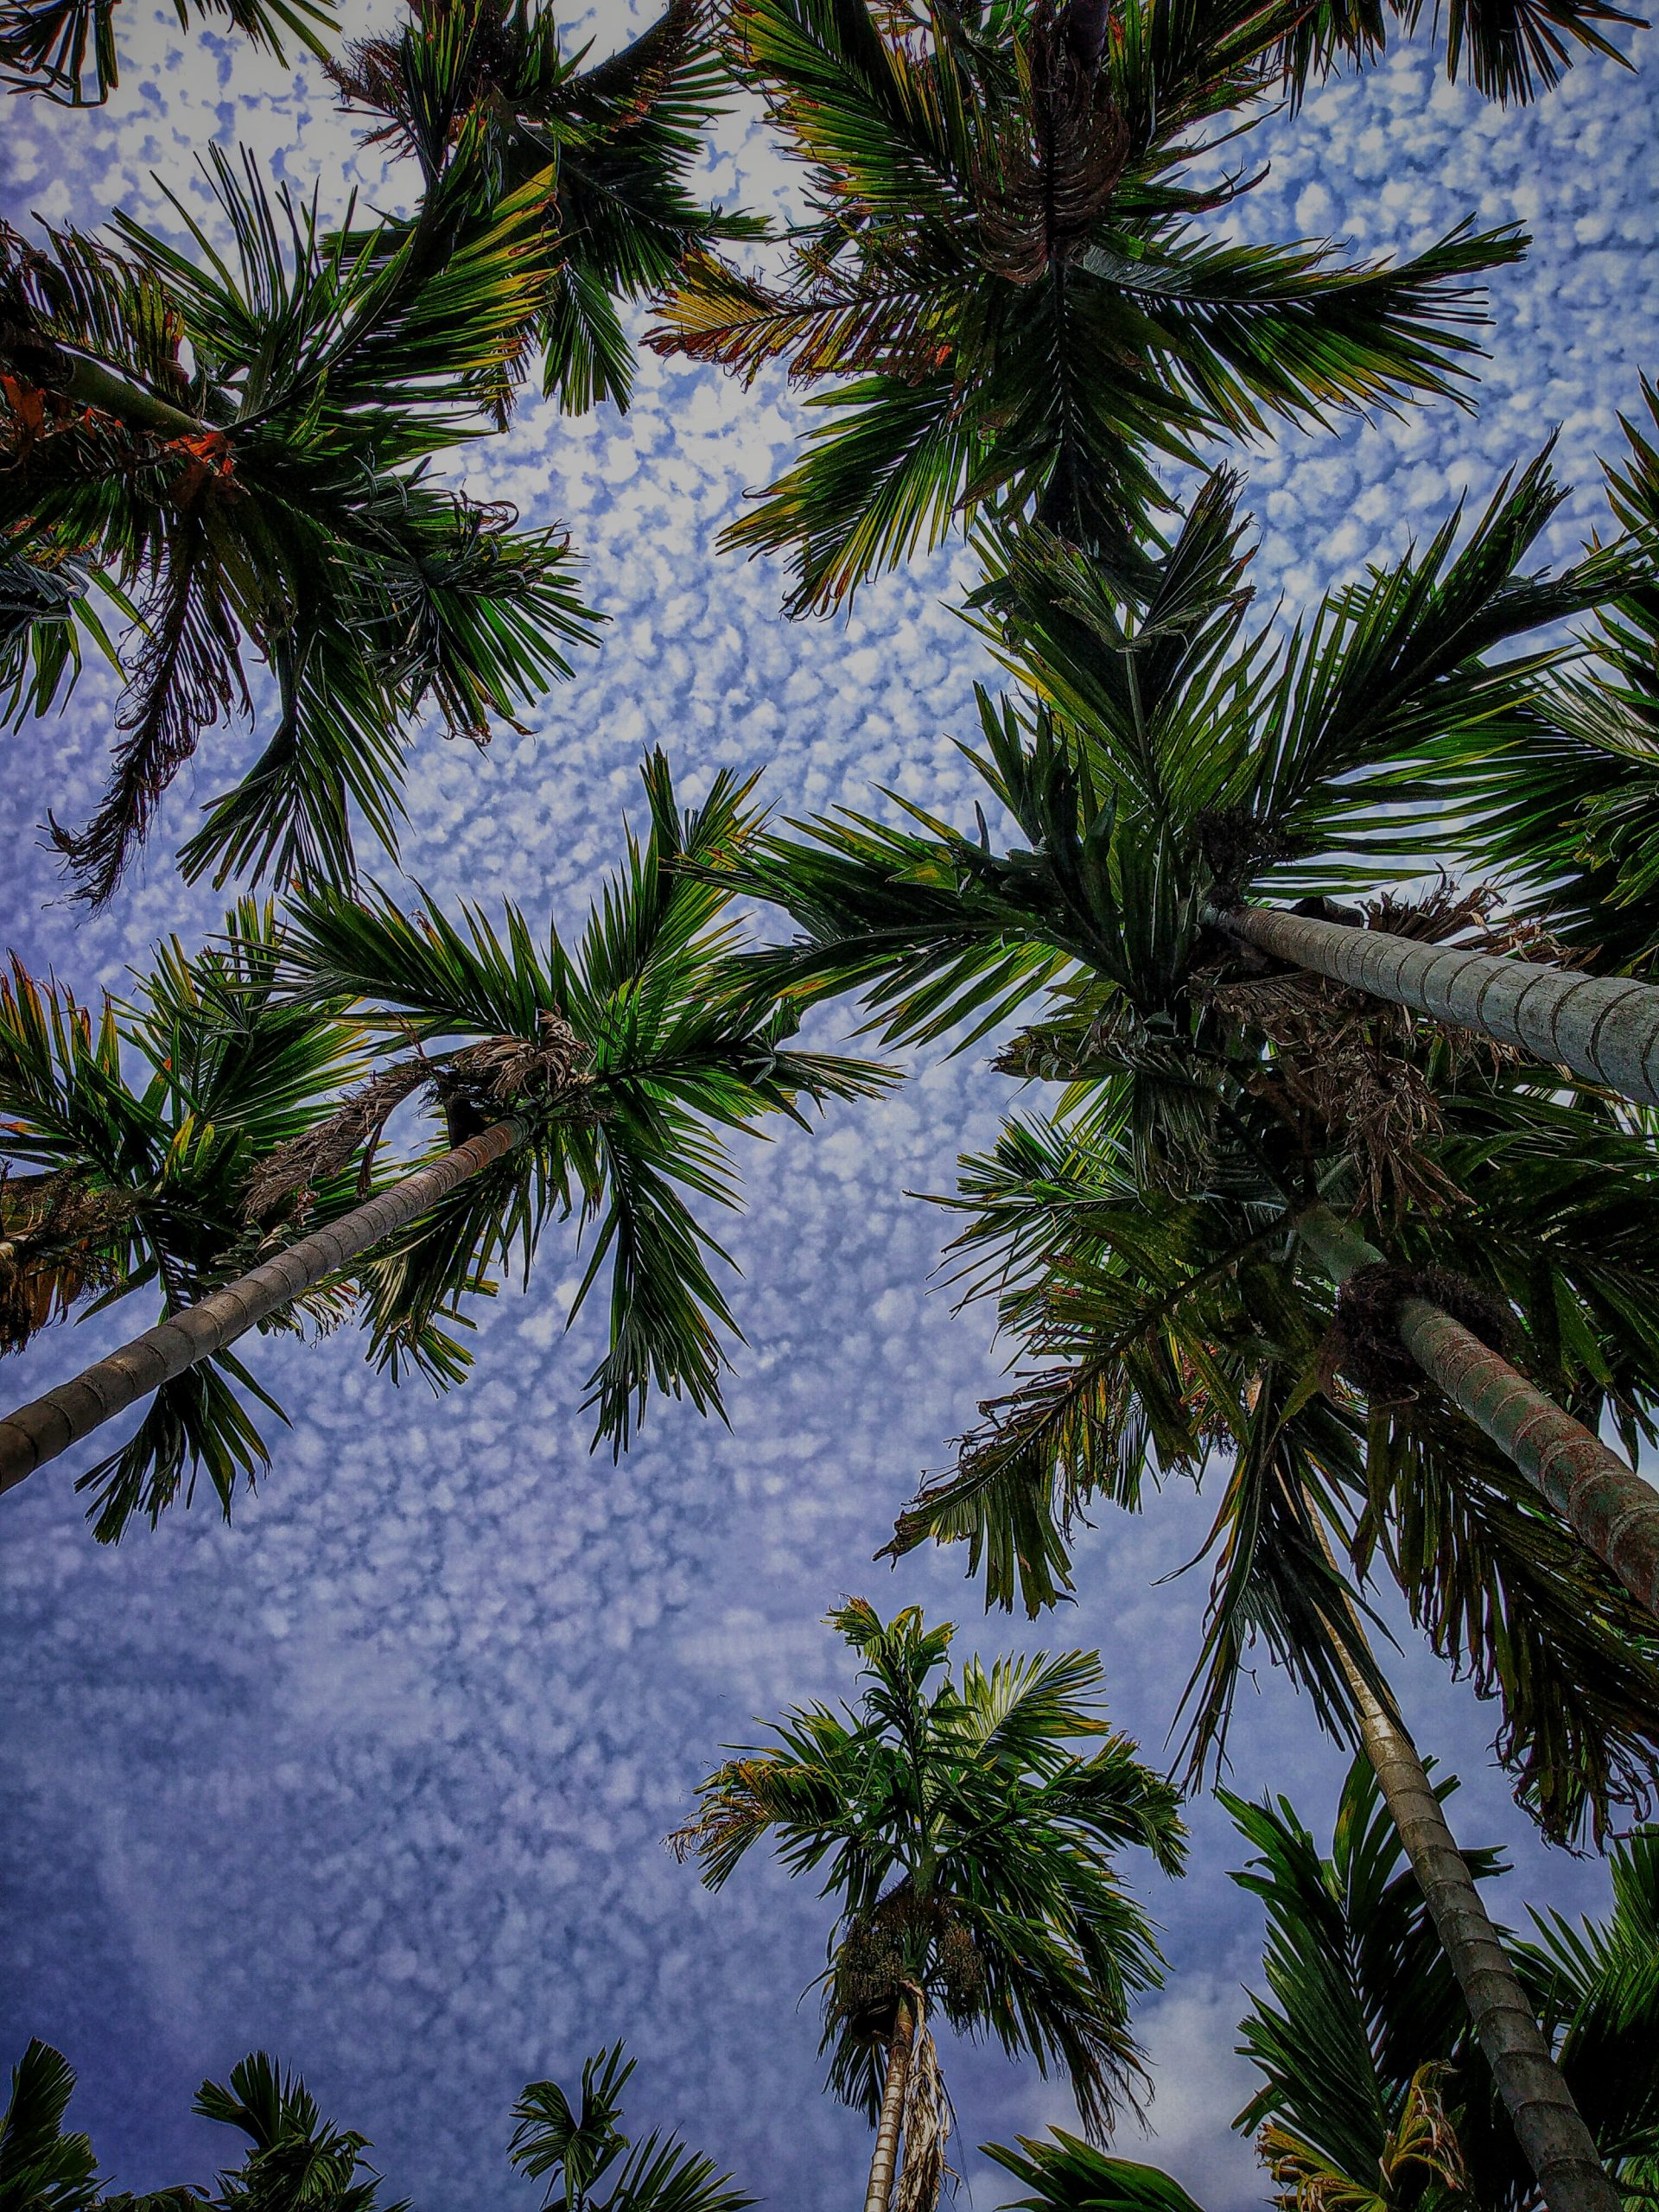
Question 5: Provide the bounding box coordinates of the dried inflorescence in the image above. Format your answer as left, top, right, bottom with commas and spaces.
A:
0, 1170, 133, 1353
242, 1010, 593, 1223
1329, 1259, 1514, 1402
1205, 880, 1554, 1218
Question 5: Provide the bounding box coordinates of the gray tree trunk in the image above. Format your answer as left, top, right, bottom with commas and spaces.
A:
1325, 1610, 1618, 2212
864, 1996, 916, 2212
0, 1118, 525, 1498
1295, 1204, 1659, 1624
1218, 902, 1659, 1109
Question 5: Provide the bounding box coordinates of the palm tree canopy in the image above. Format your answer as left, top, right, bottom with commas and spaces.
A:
276, 751, 893, 1453
1270, 0, 1637, 109
649, 0, 1526, 613
887, 1077, 1659, 1847
328, 0, 766, 415
0, 0, 334, 106
670, 1596, 1185, 2134
1, 143, 594, 903
716, 448, 1623, 1052
0, 899, 372, 1539
508, 2043, 754, 2212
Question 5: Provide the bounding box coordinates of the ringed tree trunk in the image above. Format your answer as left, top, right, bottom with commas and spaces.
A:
0, 1117, 526, 1499
1215, 901, 1659, 1112
1294, 1204, 1659, 1624
864, 1993, 917, 2212
1322, 1598, 1618, 2212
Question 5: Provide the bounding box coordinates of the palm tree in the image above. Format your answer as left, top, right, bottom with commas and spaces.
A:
1, 142, 594, 903
669, 1597, 1186, 2212
0, 755, 891, 1529
881, 1103, 1659, 2203
648, 0, 1524, 614
709, 457, 1659, 1611
509, 2042, 753, 2212
327, 0, 765, 418
982, 1771, 1659, 2210
0, 0, 334, 106
0, 900, 375, 1539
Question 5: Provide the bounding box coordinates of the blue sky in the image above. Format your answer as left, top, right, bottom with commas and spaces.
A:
1, 4, 1656, 2206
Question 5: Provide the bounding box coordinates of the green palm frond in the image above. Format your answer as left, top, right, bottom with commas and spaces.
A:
0, 2041, 100, 2212
984, 2133, 1208, 2212
651, 0, 1525, 610
3, 149, 597, 902
280, 753, 893, 1451
1272, 0, 1637, 108
0, 0, 335, 105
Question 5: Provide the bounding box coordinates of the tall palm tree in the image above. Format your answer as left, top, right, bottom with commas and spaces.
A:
0, 755, 890, 1530
0, 900, 374, 1539
0, 0, 334, 106
327, 0, 765, 418
509, 2042, 753, 2212
669, 1597, 1186, 2212
648, 0, 1524, 614
708, 457, 1659, 1611
1, 143, 594, 903
982, 1771, 1659, 2210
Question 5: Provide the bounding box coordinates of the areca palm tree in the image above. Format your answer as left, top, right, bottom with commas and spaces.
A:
0, 755, 890, 1531
1, 140, 594, 904
983, 1770, 1659, 2211
0, 0, 334, 106
648, 0, 1524, 614
327, 0, 765, 418
0, 899, 375, 1539
509, 2043, 753, 2212
709, 454, 1659, 1612
669, 1597, 1186, 2212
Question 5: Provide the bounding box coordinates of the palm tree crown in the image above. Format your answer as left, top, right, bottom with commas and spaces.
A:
651, 0, 1523, 613
671, 1598, 1185, 2151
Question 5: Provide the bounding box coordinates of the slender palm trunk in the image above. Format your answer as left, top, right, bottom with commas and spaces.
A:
1215, 901, 1659, 1110
1295, 1204, 1659, 1622
0, 1118, 525, 1498
1323, 1599, 1618, 2212
864, 1995, 916, 2212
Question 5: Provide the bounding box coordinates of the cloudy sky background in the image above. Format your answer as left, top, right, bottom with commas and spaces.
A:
2, 4, 1656, 2205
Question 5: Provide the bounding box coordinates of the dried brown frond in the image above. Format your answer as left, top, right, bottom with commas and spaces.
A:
973, 0, 1128, 284
895, 2019, 953, 2212
245, 1010, 594, 1224
0, 1169, 133, 1353
241, 1058, 434, 1224
438, 1007, 594, 1107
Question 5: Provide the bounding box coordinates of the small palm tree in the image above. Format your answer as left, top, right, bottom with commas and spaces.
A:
650, 0, 1523, 613
0, 756, 890, 1530
328, 0, 765, 418
0, 0, 334, 106
2, 143, 594, 903
670, 1597, 1186, 2212
508, 2043, 753, 2212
